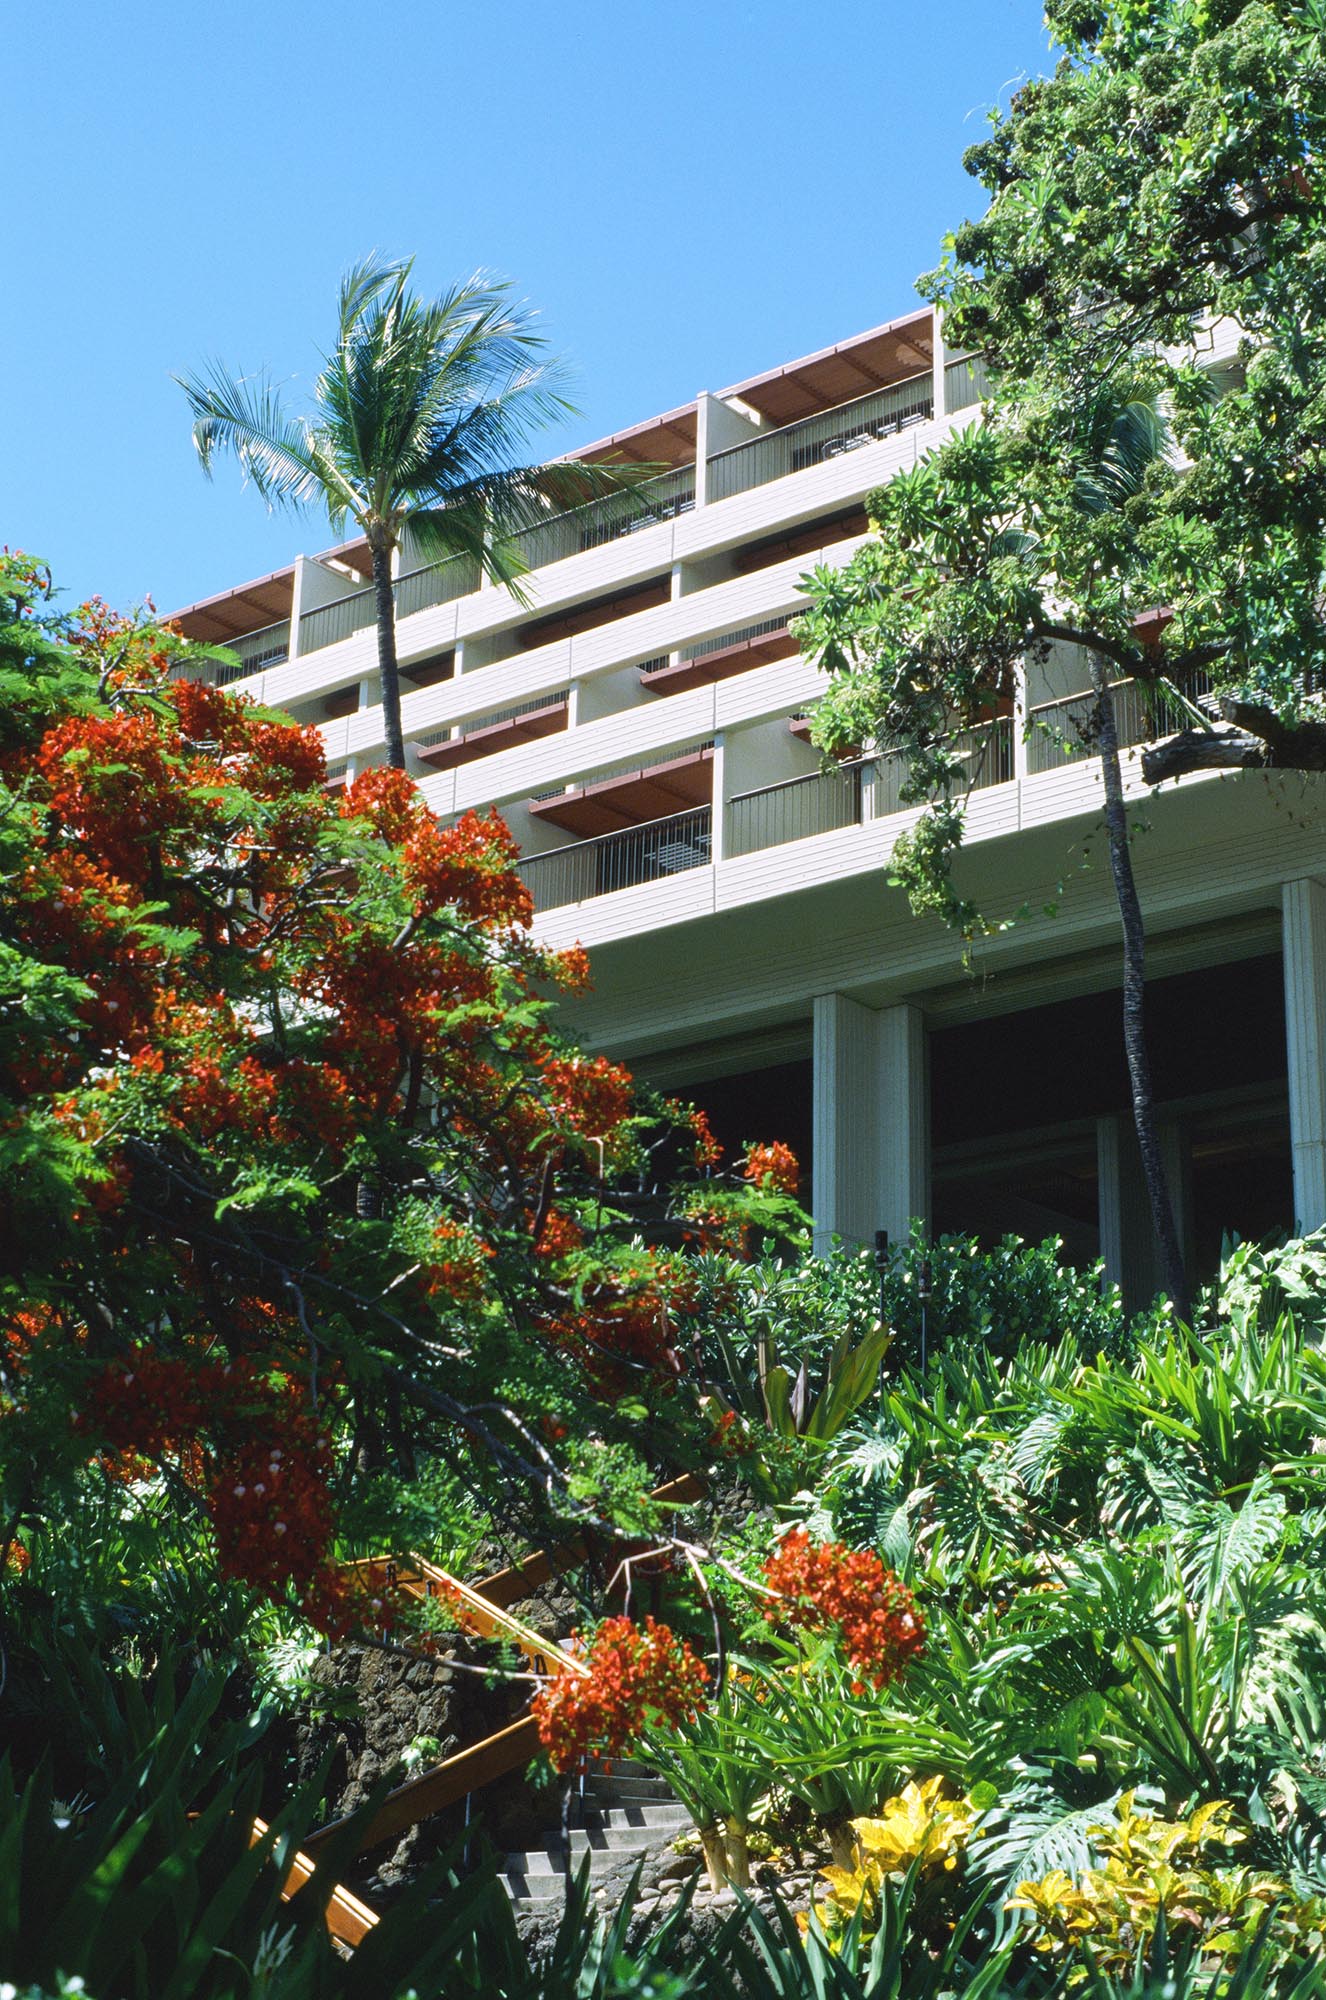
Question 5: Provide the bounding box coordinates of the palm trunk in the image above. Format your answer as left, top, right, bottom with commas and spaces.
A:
371, 542, 407, 771
700, 1824, 729, 1892
1089, 664, 1191, 1322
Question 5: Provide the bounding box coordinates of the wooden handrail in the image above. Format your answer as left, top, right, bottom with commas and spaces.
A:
462, 1470, 705, 1609
339, 1554, 585, 1678
301, 1713, 543, 1860
313, 1470, 706, 1864
251, 1816, 379, 1947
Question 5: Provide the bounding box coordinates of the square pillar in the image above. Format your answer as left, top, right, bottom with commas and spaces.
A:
931, 308, 947, 421
1283, 878, 1326, 1232
812, 995, 928, 1254
1097, 1111, 1191, 1310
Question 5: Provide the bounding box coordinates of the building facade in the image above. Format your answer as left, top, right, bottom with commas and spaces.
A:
173, 307, 1326, 1304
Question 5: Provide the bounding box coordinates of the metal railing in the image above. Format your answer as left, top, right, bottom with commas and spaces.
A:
1026, 677, 1215, 774
681, 612, 796, 664
394, 552, 482, 620
298, 587, 377, 656
943, 353, 993, 413
511, 465, 697, 573
210, 619, 290, 684
728, 716, 1014, 860
707, 377, 934, 504
872, 715, 1015, 810
518, 806, 712, 911
298, 553, 480, 657
727, 764, 867, 857
413, 690, 567, 752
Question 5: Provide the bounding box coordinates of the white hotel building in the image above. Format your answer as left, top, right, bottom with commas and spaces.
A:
173, 309, 1326, 1305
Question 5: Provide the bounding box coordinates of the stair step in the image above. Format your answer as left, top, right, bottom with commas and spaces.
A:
502, 1872, 566, 1904
583, 1773, 676, 1802
580, 1804, 691, 1831
512, 1827, 679, 1874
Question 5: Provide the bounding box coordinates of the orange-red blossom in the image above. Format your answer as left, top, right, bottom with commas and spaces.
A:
532, 1615, 709, 1772
763, 1529, 925, 1691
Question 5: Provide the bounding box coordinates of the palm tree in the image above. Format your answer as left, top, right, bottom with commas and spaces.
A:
1056, 395, 1191, 1320
179, 258, 641, 769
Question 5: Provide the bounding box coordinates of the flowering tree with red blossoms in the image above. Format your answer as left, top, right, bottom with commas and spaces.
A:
0, 555, 786, 1639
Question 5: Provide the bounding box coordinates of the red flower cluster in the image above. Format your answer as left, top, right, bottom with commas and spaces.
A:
82, 1352, 365, 1634
426, 1219, 495, 1301
763, 1531, 925, 1691
531, 1616, 709, 1773
663, 1101, 723, 1171
402, 808, 533, 928
743, 1140, 800, 1196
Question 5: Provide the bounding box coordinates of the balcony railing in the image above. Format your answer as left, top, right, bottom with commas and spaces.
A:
511, 465, 697, 574
298, 553, 480, 657
707, 377, 935, 504
871, 715, 1015, 812
211, 619, 290, 684
727, 764, 867, 857
943, 353, 993, 413
1026, 677, 1214, 774
681, 613, 794, 663
729, 717, 1014, 860
394, 552, 482, 620
414, 690, 567, 754
518, 806, 712, 912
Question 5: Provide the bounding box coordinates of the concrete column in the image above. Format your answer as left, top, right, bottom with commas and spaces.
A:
812, 995, 928, 1254
931, 309, 948, 420
1283, 877, 1326, 1232
1012, 659, 1029, 785
709, 735, 726, 866
695, 392, 763, 506
288, 555, 308, 659
1097, 1112, 1191, 1309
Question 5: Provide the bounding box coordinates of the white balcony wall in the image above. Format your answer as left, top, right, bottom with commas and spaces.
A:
723, 716, 820, 799
212, 415, 951, 717
297, 556, 367, 618
577, 661, 653, 724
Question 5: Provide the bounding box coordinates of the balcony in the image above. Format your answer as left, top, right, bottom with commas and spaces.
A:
639, 614, 800, 695
1027, 677, 1213, 774
707, 377, 935, 504
414, 692, 569, 771
728, 718, 1014, 859
519, 806, 712, 912
297, 553, 480, 657
210, 619, 290, 685
510, 465, 697, 572
728, 763, 868, 856
528, 746, 714, 838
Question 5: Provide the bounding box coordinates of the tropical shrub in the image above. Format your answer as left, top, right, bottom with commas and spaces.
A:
0, 555, 791, 1655
1008, 1795, 1326, 1975
806, 1777, 984, 1946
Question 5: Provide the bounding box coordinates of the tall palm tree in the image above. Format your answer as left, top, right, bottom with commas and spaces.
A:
179, 258, 640, 769
1064, 396, 1190, 1319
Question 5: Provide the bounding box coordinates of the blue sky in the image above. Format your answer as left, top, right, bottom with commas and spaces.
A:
3, 0, 1049, 616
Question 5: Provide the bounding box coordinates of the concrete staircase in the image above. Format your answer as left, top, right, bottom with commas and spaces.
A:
502, 1759, 693, 1910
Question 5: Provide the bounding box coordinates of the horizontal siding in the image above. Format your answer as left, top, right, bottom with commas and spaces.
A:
560, 774, 1308, 1055
528, 763, 1225, 955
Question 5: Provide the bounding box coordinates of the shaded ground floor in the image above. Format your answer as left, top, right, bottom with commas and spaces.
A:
549, 775, 1326, 1311
669, 953, 1292, 1307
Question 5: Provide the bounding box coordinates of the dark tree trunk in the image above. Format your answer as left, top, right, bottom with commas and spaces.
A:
1090, 663, 1192, 1322
372, 542, 407, 771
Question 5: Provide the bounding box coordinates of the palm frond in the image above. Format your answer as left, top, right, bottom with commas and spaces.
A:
176, 362, 358, 520
1073, 399, 1171, 516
